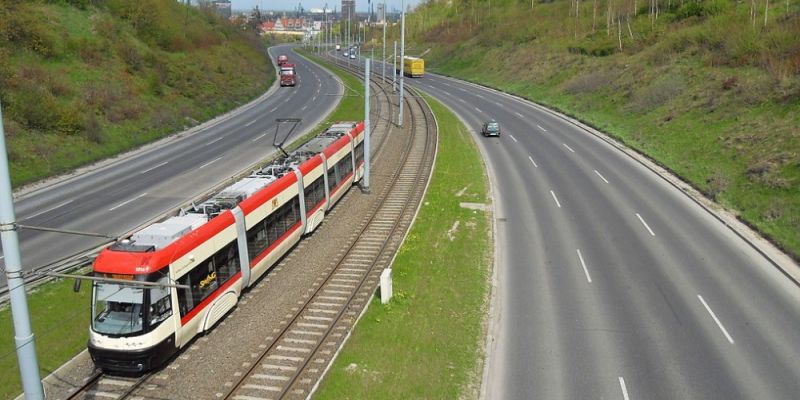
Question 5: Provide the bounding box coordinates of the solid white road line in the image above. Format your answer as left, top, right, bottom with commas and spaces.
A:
635, 213, 656, 236
509, 135, 518, 143
528, 156, 538, 168
205, 136, 224, 146
619, 377, 630, 400
563, 143, 576, 153
537, 124, 547, 132
140, 161, 169, 175
244, 119, 258, 127
199, 156, 223, 169
23, 200, 74, 220
594, 169, 610, 184
577, 249, 592, 283
698, 295, 735, 344
251, 133, 267, 142
109, 193, 147, 211
550, 190, 562, 208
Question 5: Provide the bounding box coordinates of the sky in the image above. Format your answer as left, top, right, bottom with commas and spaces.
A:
230, 0, 420, 13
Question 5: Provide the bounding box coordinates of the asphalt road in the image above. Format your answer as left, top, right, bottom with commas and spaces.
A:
400, 71, 800, 399
0, 45, 342, 288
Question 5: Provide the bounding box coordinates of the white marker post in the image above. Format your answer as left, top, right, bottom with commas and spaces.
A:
380, 269, 393, 304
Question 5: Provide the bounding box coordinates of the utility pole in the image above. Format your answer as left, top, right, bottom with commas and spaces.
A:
0, 102, 45, 399
398, 0, 406, 127
362, 59, 371, 193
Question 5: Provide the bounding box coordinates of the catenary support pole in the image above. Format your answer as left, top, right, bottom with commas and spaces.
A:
398, 0, 406, 128
382, 9, 386, 84
362, 60, 371, 193
0, 102, 44, 399
392, 41, 397, 92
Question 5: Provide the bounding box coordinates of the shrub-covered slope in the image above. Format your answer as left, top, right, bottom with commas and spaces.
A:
0, 0, 272, 186
403, 0, 800, 258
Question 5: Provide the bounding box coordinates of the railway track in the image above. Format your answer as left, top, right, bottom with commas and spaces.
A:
44, 50, 434, 400
64, 372, 152, 400
220, 80, 436, 398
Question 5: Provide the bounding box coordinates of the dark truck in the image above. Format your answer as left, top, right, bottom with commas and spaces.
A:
280, 63, 296, 87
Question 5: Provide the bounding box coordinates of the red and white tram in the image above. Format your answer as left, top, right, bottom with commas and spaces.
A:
88, 122, 365, 373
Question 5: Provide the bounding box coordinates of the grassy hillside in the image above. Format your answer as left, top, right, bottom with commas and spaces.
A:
399, 0, 800, 259
0, 0, 272, 187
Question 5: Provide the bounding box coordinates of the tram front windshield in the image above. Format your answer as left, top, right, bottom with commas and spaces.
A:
92, 282, 146, 336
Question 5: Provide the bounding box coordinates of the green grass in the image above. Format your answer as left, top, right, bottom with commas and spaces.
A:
394, 0, 800, 260
314, 94, 491, 399
0, 276, 91, 399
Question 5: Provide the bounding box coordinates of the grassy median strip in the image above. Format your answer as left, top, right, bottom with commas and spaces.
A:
0, 277, 90, 399
314, 94, 492, 399
0, 49, 364, 399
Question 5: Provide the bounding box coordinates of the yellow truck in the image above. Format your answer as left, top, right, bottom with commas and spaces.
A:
396, 56, 425, 78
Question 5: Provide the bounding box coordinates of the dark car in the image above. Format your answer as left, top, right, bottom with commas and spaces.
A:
481, 120, 501, 137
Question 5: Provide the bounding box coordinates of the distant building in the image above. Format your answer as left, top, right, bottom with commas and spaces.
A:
211, 0, 231, 19
341, 0, 355, 23
259, 16, 308, 35
376, 3, 385, 23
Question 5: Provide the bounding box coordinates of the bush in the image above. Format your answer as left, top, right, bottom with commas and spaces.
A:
563, 69, 617, 94
56, 100, 87, 135
627, 75, 686, 113
675, 0, 728, 20
12, 85, 60, 131
0, 3, 62, 58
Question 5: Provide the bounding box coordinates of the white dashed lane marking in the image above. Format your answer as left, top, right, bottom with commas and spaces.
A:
109, 193, 148, 211
550, 190, 562, 208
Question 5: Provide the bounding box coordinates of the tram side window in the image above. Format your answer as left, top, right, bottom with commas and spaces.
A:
304, 176, 325, 212
214, 240, 240, 285
266, 210, 281, 245
149, 276, 172, 326
355, 142, 364, 165
338, 154, 354, 184
246, 197, 302, 259
176, 277, 193, 317
327, 168, 337, 192
328, 154, 354, 191
176, 258, 218, 317
247, 220, 268, 257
